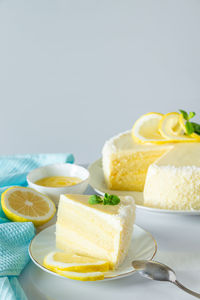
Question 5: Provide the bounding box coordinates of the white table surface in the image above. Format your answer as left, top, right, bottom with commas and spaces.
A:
19, 185, 200, 300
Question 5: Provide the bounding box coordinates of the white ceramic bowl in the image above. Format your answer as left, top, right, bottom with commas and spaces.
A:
27, 163, 89, 206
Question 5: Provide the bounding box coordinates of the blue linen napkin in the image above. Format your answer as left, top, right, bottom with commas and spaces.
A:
0, 153, 74, 300
0, 153, 74, 188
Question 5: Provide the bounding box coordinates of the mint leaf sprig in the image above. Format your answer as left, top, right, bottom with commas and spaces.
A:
190, 122, 200, 135
179, 109, 198, 135
103, 193, 121, 205
89, 193, 120, 206
179, 110, 196, 121
88, 195, 103, 204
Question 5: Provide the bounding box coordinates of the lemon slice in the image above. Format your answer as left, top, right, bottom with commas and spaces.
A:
132, 112, 168, 144
158, 112, 197, 142
1, 186, 56, 226
56, 270, 104, 281
159, 112, 183, 139
43, 251, 110, 272
179, 114, 200, 141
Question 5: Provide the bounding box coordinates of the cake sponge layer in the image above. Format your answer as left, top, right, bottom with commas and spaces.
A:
104, 150, 168, 191
102, 131, 171, 191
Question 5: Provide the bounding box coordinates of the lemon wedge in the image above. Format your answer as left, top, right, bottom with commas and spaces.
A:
158, 112, 197, 142
43, 251, 110, 272
132, 112, 169, 144
56, 270, 104, 281
1, 186, 56, 226
179, 114, 200, 141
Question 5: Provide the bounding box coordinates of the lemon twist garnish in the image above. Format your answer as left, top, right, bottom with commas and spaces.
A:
132, 111, 200, 144
159, 112, 198, 142
132, 112, 168, 144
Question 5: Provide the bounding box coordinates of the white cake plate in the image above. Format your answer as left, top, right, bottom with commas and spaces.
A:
29, 224, 157, 281
88, 159, 200, 216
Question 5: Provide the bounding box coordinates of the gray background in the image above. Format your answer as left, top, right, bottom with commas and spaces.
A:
0, 0, 200, 163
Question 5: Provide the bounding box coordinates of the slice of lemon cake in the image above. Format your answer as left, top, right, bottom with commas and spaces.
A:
102, 131, 172, 191
56, 194, 135, 269
143, 143, 200, 210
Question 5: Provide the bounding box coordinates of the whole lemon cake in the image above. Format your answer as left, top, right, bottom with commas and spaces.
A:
56, 194, 135, 269
102, 111, 200, 210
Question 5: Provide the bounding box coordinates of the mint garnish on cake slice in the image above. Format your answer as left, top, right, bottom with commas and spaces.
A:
89, 193, 120, 205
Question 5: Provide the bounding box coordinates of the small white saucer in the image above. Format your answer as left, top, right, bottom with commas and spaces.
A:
88, 159, 200, 216
29, 224, 157, 281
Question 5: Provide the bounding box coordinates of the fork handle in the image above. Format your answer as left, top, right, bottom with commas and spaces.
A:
173, 280, 200, 299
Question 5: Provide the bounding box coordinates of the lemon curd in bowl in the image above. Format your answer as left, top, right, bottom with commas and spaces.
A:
35, 176, 82, 188
27, 164, 89, 206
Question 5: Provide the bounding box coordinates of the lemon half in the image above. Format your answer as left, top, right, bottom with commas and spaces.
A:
1, 186, 56, 226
